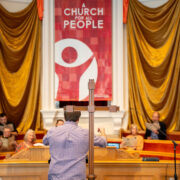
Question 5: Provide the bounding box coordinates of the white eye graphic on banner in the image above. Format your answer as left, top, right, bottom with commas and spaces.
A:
55, 38, 98, 100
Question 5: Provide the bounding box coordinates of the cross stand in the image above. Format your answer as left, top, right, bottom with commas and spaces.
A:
88, 79, 96, 180
64, 79, 119, 180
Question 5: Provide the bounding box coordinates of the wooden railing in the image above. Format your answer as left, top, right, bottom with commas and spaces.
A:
1, 130, 180, 161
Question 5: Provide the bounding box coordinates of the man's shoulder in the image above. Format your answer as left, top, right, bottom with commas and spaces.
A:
47, 123, 89, 136
47, 127, 57, 133
64, 122, 88, 132
159, 121, 165, 124
74, 126, 89, 135
145, 128, 151, 132
159, 121, 166, 127
66, 125, 89, 139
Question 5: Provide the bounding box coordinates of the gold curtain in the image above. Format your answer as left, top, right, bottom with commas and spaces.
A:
127, 0, 180, 131
0, 0, 43, 132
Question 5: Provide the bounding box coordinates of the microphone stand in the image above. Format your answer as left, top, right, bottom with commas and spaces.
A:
173, 140, 178, 180
157, 128, 178, 180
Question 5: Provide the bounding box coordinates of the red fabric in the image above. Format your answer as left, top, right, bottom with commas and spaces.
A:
55, 0, 112, 101
123, 0, 129, 24
143, 142, 180, 153
37, 0, 43, 20
55, 56, 94, 101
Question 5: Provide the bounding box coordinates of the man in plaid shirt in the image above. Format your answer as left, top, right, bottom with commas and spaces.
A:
43, 111, 107, 180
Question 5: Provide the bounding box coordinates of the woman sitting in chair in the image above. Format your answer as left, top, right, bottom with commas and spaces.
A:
16, 129, 36, 152
121, 124, 144, 151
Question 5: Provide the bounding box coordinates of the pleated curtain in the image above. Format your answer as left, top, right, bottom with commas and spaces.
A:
0, 0, 43, 132
127, 0, 180, 131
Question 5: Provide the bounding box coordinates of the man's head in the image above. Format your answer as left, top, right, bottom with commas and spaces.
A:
152, 112, 160, 122
0, 113, 7, 125
64, 111, 81, 123
56, 119, 64, 127
3, 126, 11, 138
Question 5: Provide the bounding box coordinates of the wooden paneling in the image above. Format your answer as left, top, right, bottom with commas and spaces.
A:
0, 162, 48, 180
0, 160, 179, 180
89, 161, 180, 180
94, 147, 180, 161
7, 146, 50, 161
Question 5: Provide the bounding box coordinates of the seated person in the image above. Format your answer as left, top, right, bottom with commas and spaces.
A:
0, 113, 18, 136
145, 112, 166, 140
16, 129, 36, 152
0, 126, 17, 152
55, 119, 64, 127
121, 124, 144, 150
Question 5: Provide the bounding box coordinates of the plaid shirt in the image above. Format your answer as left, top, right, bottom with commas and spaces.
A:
43, 121, 106, 180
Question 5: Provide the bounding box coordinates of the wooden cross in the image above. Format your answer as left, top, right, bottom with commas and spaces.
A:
64, 79, 119, 180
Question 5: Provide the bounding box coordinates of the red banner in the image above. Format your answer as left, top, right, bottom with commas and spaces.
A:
55, 0, 112, 101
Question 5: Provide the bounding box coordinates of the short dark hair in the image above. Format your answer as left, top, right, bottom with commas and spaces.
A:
0, 113, 6, 117
64, 111, 81, 122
